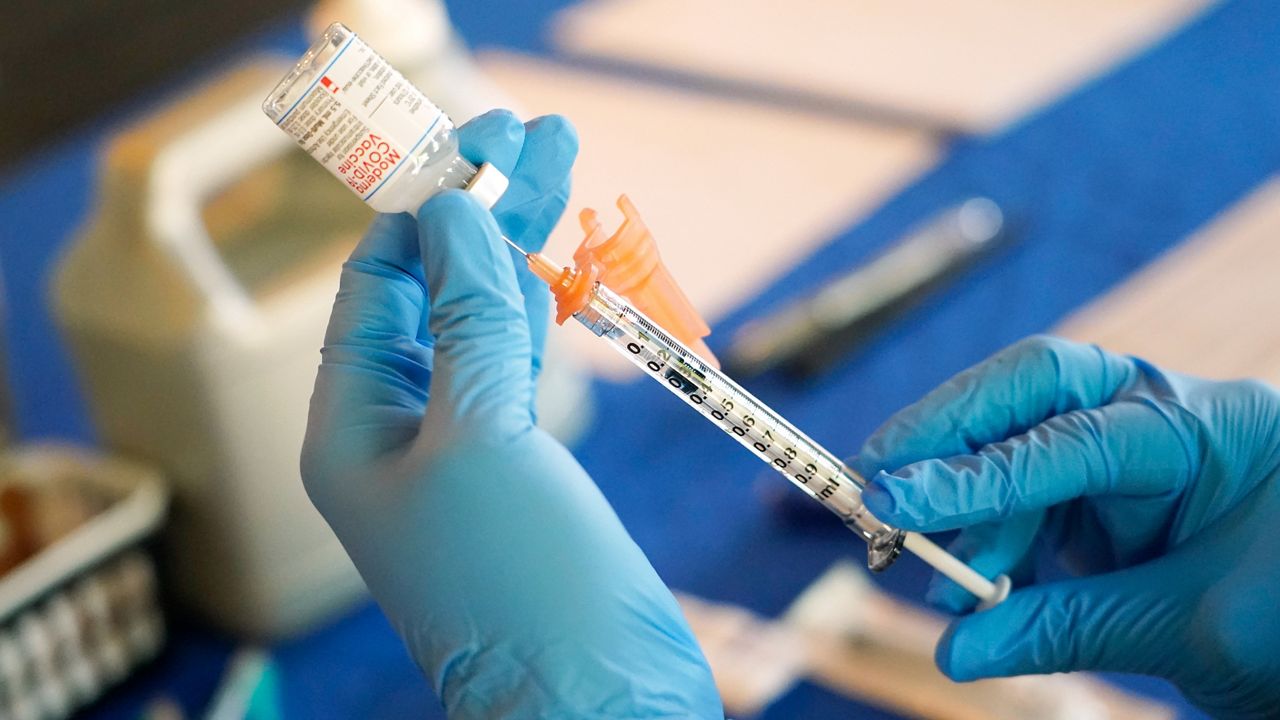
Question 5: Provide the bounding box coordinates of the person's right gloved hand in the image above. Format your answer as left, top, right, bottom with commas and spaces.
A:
853, 336, 1280, 719
301, 110, 721, 719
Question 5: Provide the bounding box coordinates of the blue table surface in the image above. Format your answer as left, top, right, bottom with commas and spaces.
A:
4, 0, 1279, 717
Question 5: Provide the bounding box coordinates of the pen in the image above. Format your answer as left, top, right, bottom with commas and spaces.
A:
724, 198, 1007, 377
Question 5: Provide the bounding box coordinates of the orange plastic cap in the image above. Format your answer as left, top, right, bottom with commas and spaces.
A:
575, 195, 717, 365
526, 252, 598, 325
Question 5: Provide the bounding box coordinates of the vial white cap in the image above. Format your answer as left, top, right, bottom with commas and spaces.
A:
465, 162, 509, 209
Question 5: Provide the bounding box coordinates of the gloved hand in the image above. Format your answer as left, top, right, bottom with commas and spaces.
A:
301, 110, 722, 719
853, 335, 1280, 719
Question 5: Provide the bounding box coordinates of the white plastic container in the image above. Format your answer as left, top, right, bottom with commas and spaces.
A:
53, 62, 369, 638
56, 25, 592, 637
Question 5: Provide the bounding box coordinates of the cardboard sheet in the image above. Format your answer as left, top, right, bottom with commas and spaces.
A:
1057, 177, 1280, 384
554, 0, 1216, 132
479, 52, 938, 374
678, 562, 1174, 719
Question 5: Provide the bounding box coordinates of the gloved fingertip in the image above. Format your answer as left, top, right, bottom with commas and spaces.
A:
345, 211, 422, 281
854, 433, 890, 468
461, 108, 524, 144
525, 114, 579, 156
926, 575, 979, 615
416, 190, 523, 317
845, 454, 881, 481
861, 473, 899, 521
458, 110, 525, 178
935, 622, 982, 682
418, 188, 490, 236
864, 468, 941, 530
368, 210, 414, 235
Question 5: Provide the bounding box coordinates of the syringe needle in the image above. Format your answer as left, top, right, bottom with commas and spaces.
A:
502, 236, 568, 289
501, 235, 528, 257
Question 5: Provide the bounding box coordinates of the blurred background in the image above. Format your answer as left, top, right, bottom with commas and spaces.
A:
0, 0, 1275, 717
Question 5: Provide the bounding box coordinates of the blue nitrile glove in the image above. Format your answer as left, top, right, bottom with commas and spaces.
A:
301, 110, 722, 719
852, 335, 1280, 718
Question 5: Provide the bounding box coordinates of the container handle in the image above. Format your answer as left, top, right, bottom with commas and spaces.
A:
146, 88, 296, 330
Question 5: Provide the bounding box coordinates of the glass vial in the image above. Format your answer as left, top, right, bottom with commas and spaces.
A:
262, 22, 506, 213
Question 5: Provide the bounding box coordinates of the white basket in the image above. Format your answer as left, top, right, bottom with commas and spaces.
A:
0, 445, 169, 720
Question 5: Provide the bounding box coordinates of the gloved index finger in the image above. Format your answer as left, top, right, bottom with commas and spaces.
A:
417, 190, 535, 442
457, 109, 525, 182
863, 397, 1192, 532
494, 115, 578, 390
461, 112, 579, 403
857, 336, 1139, 476
492, 114, 578, 254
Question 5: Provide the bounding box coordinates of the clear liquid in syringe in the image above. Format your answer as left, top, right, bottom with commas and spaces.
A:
569, 280, 906, 570
506, 235, 1007, 606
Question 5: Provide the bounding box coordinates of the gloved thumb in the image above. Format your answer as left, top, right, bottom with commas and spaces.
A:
936, 560, 1198, 682
417, 190, 534, 439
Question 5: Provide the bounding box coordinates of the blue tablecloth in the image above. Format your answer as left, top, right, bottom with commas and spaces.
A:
5, 0, 1279, 717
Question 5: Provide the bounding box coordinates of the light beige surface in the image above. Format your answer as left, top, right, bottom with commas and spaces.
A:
676, 562, 1173, 719
554, 0, 1216, 132
1057, 177, 1280, 384
479, 52, 938, 374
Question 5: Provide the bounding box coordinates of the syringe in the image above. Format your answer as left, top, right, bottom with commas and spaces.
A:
264, 18, 1009, 608
506, 235, 1011, 607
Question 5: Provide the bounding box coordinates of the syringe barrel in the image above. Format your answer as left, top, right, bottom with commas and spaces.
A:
573, 283, 905, 571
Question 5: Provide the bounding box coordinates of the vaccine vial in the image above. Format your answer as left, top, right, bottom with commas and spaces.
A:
263, 22, 507, 213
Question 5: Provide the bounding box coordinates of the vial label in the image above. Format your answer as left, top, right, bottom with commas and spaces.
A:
273, 33, 445, 202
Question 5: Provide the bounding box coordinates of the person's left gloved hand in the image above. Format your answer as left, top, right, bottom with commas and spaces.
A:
301, 110, 722, 719
851, 336, 1280, 718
